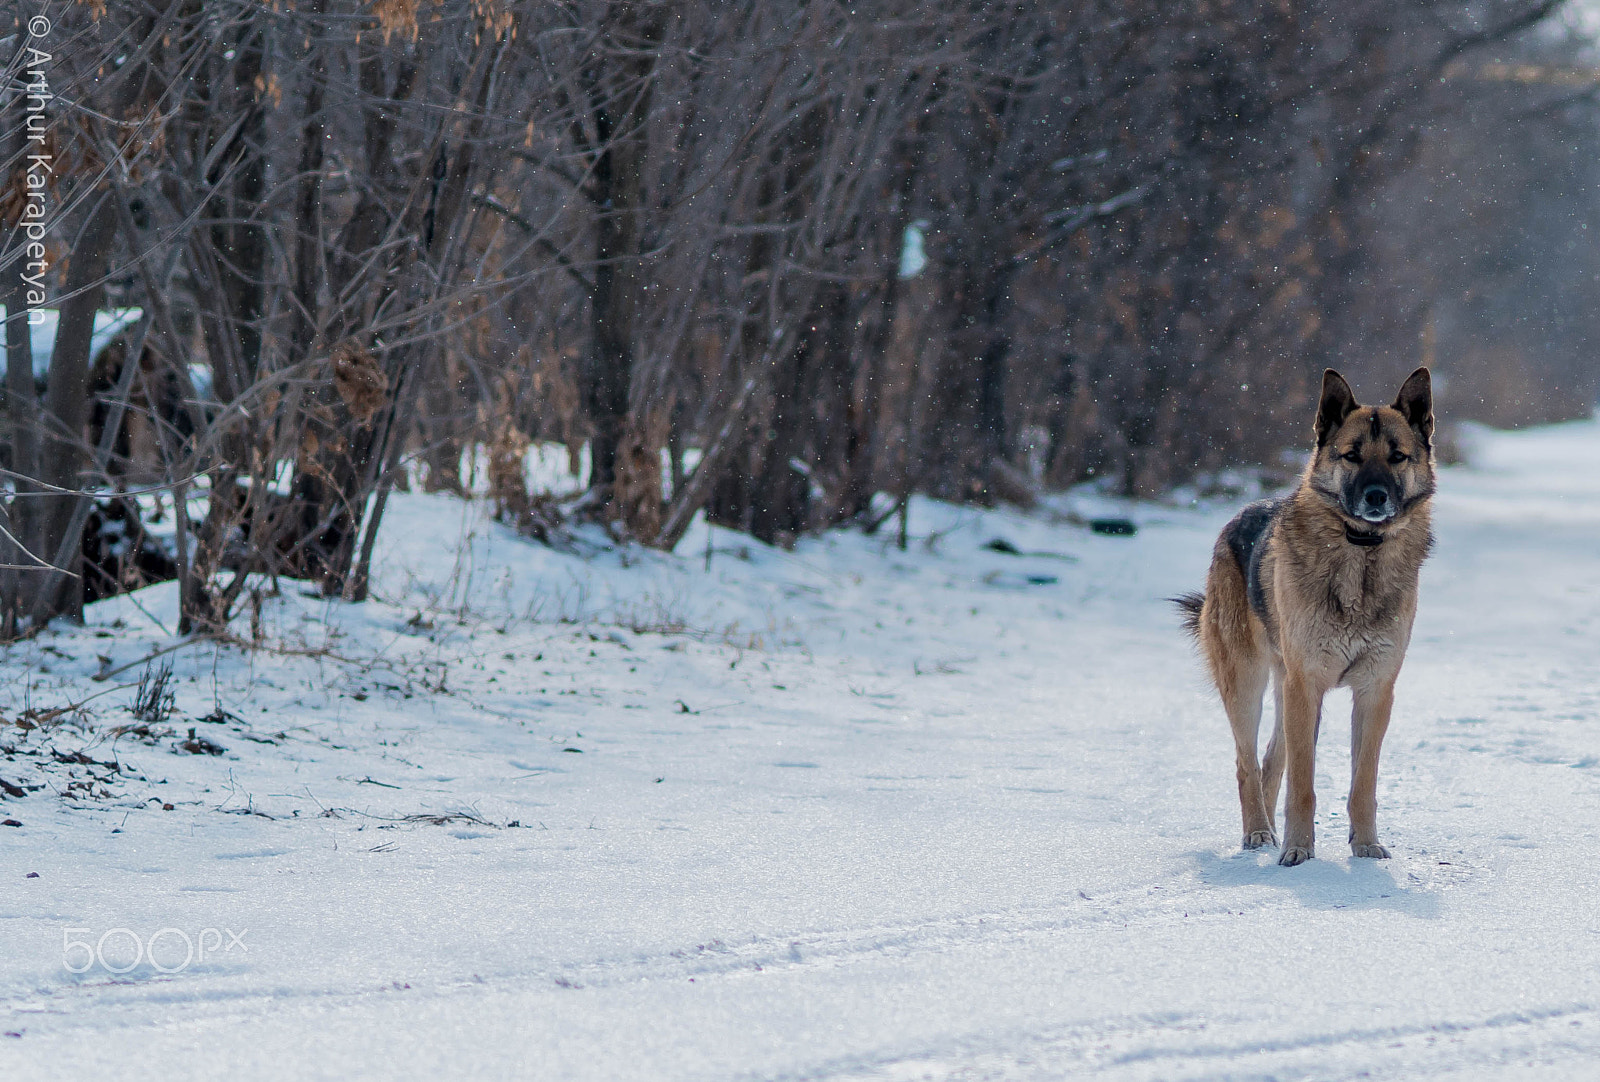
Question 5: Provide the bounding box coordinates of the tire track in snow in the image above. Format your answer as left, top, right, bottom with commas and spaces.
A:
783, 1001, 1600, 1082
0, 868, 1376, 1040
543, 859, 1440, 992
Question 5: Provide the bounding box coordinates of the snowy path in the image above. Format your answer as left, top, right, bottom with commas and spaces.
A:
2, 421, 1598, 1080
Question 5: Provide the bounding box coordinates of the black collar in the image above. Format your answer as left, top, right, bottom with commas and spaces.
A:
1345, 524, 1385, 547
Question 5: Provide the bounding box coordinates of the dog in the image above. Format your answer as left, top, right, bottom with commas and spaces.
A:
1174, 367, 1436, 866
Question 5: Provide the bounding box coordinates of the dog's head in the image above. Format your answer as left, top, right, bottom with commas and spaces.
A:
1309, 367, 1436, 528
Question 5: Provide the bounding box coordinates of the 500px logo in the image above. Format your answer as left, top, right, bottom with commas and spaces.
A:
63, 927, 248, 975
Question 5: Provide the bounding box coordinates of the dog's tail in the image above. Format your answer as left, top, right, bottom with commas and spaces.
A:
1170, 591, 1205, 638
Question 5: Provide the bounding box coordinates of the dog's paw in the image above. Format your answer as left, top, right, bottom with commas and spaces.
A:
1243, 830, 1278, 850
1350, 842, 1391, 859
1278, 846, 1314, 867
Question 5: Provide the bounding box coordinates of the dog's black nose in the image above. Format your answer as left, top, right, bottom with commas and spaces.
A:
1363, 486, 1387, 508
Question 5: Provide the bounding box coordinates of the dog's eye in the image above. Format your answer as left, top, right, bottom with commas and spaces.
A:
1388, 451, 1407, 464
1341, 451, 1362, 463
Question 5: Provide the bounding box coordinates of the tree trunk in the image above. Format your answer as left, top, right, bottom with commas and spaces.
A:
923, 238, 1015, 503
1, 226, 40, 636
705, 103, 831, 540
22, 194, 118, 624
583, 4, 666, 522
741, 281, 853, 545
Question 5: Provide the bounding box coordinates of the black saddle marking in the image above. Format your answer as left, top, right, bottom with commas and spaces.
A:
1222, 497, 1286, 625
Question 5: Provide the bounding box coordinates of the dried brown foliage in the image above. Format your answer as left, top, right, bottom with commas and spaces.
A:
331, 342, 387, 427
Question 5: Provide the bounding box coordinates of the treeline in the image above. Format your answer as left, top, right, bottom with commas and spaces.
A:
0, 0, 1581, 634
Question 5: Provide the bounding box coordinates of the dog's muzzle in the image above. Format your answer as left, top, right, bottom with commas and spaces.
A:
1356, 484, 1394, 523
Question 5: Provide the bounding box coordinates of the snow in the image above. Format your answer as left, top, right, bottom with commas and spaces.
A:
2, 419, 1599, 1080
899, 220, 929, 279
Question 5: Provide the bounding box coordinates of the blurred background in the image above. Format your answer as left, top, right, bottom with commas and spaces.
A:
1, 0, 1596, 633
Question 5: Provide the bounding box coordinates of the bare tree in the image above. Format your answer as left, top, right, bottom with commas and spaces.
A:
0, 0, 1578, 638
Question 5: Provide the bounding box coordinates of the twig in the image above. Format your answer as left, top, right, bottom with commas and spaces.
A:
91, 636, 205, 683
18, 680, 143, 723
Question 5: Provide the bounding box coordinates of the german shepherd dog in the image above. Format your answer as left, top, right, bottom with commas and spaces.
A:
1175, 368, 1436, 865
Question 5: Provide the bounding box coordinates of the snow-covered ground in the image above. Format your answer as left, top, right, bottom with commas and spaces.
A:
2, 419, 1598, 1081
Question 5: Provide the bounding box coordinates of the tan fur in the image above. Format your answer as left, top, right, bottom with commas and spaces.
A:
1182, 368, 1436, 865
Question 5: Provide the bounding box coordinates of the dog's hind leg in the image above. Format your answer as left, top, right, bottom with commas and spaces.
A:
1214, 647, 1275, 850
1260, 666, 1286, 832
1348, 676, 1397, 858
1197, 543, 1276, 850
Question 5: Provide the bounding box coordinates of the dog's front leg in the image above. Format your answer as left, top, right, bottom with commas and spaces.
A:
1348, 677, 1397, 858
1278, 666, 1324, 866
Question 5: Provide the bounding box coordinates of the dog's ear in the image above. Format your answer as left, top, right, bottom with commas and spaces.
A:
1316, 369, 1358, 446
1392, 366, 1434, 449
